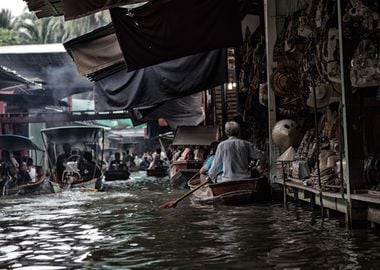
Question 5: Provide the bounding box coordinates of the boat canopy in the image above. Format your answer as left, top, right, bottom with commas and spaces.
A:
0, 135, 42, 151
41, 126, 104, 144
172, 126, 219, 146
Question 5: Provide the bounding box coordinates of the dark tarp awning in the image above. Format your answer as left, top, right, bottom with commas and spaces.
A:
0, 94, 68, 108
64, 24, 125, 80
0, 135, 42, 151
0, 44, 93, 99
94, 48, 227, 111
109, 0, 242, 70
129, 93, 204, 130
24, 0, 147, 19
172, 126, 219, 146
41, 126, 104, 144
63, 0, 148, 20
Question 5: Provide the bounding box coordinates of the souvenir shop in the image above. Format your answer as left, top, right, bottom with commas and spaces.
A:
238, 0, 380, 225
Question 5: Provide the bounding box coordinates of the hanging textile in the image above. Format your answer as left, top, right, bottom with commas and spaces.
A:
94, 48, 227, 111
129, 93, 204, 130
62, 0, 147, 20
109, 0, 242, 70
64, 24, 125, 81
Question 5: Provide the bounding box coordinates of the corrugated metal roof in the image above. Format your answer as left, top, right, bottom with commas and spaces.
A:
23, 0, 64, 18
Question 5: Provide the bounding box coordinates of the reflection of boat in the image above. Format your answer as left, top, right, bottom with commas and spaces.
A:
146, 168, 168, 177
105, 170, 130, 181
41, 126, 105, 191
188, 177, 269, 205
0, 135, 54, 196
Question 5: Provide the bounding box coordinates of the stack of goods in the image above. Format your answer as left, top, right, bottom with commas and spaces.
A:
364, 154, 380, 191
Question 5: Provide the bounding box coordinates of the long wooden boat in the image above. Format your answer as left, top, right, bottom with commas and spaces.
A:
105, 170, 130, 181
188, 177, 269, 205
147, 168, 168, 177
3, 177, 54, 196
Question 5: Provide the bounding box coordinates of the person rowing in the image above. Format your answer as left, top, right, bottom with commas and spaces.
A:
160, 121, 267, 208
206, 121, 267, 183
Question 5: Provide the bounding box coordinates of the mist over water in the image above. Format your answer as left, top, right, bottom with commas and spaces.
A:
1, 171, 380, 269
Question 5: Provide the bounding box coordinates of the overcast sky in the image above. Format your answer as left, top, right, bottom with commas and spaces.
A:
0, 0, 28, 17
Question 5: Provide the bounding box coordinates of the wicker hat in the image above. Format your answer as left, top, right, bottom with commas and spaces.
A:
277, 146, 296, 162
270, 70, 295, 97
307, 84, 332, 109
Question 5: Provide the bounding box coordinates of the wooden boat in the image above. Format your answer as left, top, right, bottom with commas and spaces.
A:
0, 134, 56, 196
188, 177, 269, 205
171, 168, 199, 189
169, 160, 203, 178
41, 126, 106, 192
104, 170, 130, 181
3, 177, 53, 196
146, 168, 168, 177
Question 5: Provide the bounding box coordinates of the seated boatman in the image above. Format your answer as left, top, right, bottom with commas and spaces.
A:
206, 121, 267, 183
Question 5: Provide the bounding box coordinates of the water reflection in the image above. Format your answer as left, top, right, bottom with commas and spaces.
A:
0, 171, 379, 269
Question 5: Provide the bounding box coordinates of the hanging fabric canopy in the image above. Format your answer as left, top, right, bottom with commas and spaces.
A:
94, 48, 227, 111
109, 0, 242, 70
129, 93, 204, 130
62, 0, 147, 20
64, 24, 125, 81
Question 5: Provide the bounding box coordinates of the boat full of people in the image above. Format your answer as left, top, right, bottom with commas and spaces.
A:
41, 126, 105, 192
0, 135, 53, 196
104, 152, 130, 181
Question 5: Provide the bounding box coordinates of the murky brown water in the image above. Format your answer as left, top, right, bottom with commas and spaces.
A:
1, 171, 380, 269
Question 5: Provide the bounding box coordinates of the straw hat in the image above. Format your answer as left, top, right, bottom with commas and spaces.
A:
277, 146, 296, 162
270, 70, 295, 97
307, 84, 332, 108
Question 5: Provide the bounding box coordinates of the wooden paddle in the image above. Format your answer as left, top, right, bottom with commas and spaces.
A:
159, 171, 206, 209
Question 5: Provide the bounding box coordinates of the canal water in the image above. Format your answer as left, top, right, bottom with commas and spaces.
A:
1, 171, 380, 269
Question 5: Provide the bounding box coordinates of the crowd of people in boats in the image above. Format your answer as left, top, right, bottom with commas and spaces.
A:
0, 150, 45, 189
0, 120, 267, 195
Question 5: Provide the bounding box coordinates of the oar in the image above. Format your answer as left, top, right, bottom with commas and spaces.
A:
160, 171, 205, 209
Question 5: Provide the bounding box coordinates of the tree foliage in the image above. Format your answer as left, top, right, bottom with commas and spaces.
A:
0, 8, 111, 46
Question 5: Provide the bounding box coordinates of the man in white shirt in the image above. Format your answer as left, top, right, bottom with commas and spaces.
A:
207, 121, 266, 183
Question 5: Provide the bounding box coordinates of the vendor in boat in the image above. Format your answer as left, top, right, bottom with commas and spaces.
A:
206, 121, 267, 183
139, 156, 150, 170
199, 141, 222, 177
148, 148, 165, 169
79, 151, 101, 181
109, 152, 128, 171
0, 150, 18, 180
56, 143, 72, 182
17, 161, 32, 186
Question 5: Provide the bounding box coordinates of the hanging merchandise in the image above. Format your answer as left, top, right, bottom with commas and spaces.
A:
325, 28, 341, 83
350, 39, 380, 88
342, 0, 380, 39
306, 83, 333, 109
270, 69, 297, 98
364, 154, 380, 190
259, 82, 268, 107
271, 119, 302, 151
238, 27, 266, 94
